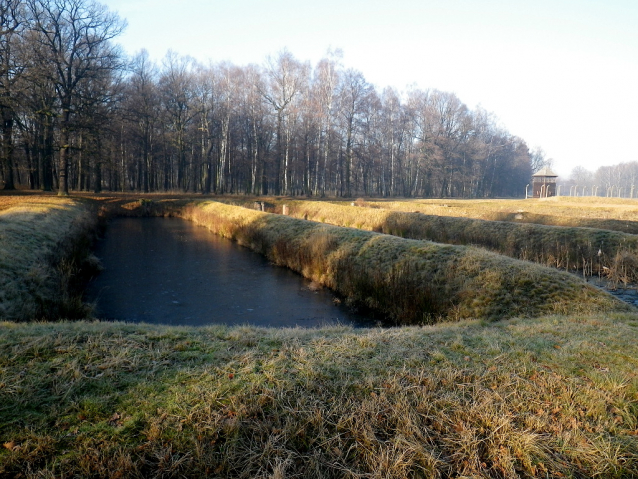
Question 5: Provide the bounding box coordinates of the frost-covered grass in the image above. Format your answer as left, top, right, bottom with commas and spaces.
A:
0, 196, 98, 321
2, 313, 637, 477
2, 194, 637, 477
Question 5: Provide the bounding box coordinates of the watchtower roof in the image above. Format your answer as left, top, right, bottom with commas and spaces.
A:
532, 167, 558, 177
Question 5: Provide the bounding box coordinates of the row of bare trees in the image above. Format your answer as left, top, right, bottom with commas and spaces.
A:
566, 163, 638, 198
1, 0, 534, 197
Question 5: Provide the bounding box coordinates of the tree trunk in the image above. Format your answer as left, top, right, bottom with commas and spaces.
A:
58, 108, 70, 195
2, 112, 15, 190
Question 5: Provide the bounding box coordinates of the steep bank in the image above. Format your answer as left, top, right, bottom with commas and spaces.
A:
0, 197, 99, 321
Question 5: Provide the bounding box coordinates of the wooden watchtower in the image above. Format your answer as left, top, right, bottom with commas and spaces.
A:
532, 167, 558, 198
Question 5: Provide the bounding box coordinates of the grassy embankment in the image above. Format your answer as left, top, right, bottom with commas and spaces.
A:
1, 195, 637, 477
251, 199, 638, 284
2, 313, 638, 477
0, 196, 99, 321
180, 201, 628, 324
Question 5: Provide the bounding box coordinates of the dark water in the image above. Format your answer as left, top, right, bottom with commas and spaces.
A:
86, 217, 375, 328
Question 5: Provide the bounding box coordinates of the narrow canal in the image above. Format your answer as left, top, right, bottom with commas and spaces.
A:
86, 217, 375, 328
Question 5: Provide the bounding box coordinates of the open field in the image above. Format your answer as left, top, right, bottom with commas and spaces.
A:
1, 193, 637, 477
357, 196, 638, 234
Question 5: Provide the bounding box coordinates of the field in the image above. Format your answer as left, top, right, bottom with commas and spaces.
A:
1, 193, 637, 478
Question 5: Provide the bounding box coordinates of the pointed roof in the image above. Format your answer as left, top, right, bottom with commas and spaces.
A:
532, 166, 558, 177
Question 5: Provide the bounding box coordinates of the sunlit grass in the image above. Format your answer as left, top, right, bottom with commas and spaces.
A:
223, 198, 638, 283
362, 196, 638, 233
1, 193, 637, 477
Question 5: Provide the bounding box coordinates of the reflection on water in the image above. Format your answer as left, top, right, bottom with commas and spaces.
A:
86, 217, 375, 328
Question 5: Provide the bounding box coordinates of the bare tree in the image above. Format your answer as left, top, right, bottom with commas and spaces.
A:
312, 52, 340, 195
336, 69, 370, 197
158, 51, 197, 191
261, 49, 308, 195
530, 146, 551, 174
0, 0, 28, 190
27, 0, 124, 195
123, 50, 158, 192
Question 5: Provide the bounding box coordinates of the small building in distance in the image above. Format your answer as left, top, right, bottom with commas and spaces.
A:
531, 167, 558, 198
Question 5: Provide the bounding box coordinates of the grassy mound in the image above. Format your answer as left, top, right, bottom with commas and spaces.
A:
1, 314, 637, 477
180, 201, 629, 324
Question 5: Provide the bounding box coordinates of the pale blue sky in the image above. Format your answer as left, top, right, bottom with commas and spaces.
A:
101, 0, 638, 178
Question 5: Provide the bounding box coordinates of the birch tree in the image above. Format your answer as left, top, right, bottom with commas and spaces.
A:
261, 49, 307, 195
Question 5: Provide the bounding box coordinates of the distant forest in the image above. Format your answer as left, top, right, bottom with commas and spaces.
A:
1, 0, 545, 197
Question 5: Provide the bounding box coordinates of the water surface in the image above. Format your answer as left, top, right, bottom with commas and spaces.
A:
86, 217, 374, 328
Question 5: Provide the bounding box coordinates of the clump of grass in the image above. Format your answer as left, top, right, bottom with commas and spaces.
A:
1, 313, 637, 477
179, 201, 629, 324
0, 198, 99, 321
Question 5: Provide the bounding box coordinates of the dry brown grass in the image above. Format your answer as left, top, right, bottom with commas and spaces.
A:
0, 191, 65, 212
362, 196, 638, 234
258, 200, 638, 283
1, 193, 637, 477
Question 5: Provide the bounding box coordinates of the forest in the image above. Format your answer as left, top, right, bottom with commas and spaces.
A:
1, 0, 541, 198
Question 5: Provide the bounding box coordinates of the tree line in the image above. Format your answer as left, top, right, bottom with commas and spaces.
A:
1, 0, 539, 197
567, 162, 638, 198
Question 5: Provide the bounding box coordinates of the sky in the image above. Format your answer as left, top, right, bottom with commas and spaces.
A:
100, 0, 638, 179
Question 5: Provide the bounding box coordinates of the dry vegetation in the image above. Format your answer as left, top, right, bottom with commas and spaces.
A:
253, 199, 638, 284
0, 195, 99, 321
1, 194, 638, 477
1, 313, 637, 477
360, 196, 638, 234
